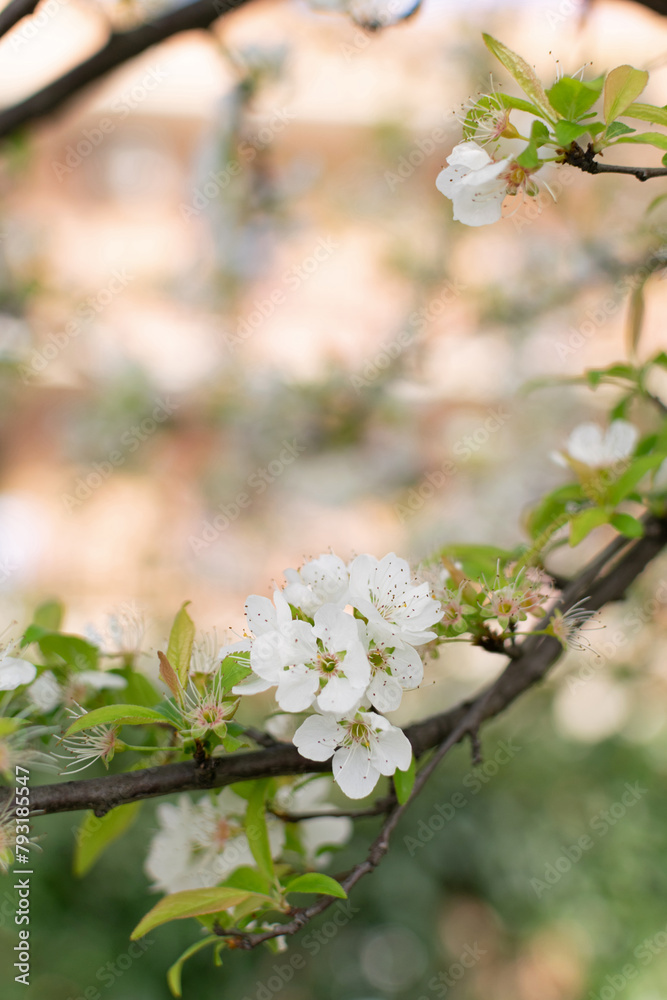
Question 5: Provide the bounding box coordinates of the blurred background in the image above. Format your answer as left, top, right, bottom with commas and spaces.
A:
3, 0, 667, 996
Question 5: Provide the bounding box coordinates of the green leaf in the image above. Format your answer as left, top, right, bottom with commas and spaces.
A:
73, 802, 142, 877
393, 753, 416, 804
0, 716, 22, 737
22, 628, 99, 670
615, 131, 667, 151
610, 512, 645, 538
436, 544, 517, 582
167, 602, 196, 689
219, 656, 251, 693
606, 453, 667, 506
569, 507, 611, 547
554, 120, 593, 146
245, 780, 274, 882
546, 76, 602, 119
482, 34, 558, 122
527, 483, 585, 540
64, 704, 171, 736
497, 93, 548, 117
624, 102, 667, 128
131, 887, 267, 939
32, 600, 64, 632
604, 65, 649, 123
605, 121, 636, 139
285, 873, 347, 899
223, 866, 274, 896
516, 119, 550, 169
167, 936, 219, 998
627, 281, 646, 358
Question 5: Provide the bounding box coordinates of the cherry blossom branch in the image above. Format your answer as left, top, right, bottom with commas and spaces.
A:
4, 512, 665, 824
562, 143, 667, 181
0, 0, 252, 140
217, 513, 667, 949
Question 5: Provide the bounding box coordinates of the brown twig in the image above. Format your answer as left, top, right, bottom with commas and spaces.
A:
0, 0, 252, 141
562, 142, 667, 182
0, 0, 39, 40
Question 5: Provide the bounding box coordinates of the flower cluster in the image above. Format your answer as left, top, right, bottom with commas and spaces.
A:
145, 779, 351, 894
233, 552, 442, 798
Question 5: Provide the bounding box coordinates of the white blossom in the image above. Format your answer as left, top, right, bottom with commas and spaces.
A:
347, 552, 442, 646
282, 554, 349, 616
144, 788, 284, 894
361, 626, 423, 713
294, 711, 412, 799
236, 594, 370, 716
0, 643, 36, 691
553, 420, 638, 470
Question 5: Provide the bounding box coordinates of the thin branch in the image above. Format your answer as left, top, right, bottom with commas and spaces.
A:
0, 0, 252, 141
269, 797, 394, 823
0, 0, 39, 40
563, 142, 667, 181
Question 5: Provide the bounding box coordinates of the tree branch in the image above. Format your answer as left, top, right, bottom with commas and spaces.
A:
4, 513, 665, 820
0, 0, 251, 140
562, 142, 667, 181
0, 0, 39, 40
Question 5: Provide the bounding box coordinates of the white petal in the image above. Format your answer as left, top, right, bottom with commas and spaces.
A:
604, 420, 638, 462
566, 423, 605, 465
372, 726, 413, 775
452, 184, 506, 227
293, 714, 343, 761
232, 674, 272, 695
333, 743, 381, 799
446, 141, 492, 170
276, 667, 319, 713
387, 644, 423, 687
366, 672, 404, 713
0, 658, 36, 690
316, 675, 363, 715
245, 595, 277, 636
458, 157, 510, 186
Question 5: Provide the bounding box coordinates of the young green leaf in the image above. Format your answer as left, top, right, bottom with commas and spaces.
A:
546, 76, 602, 120
131, 887, 268, 939
610, 512, 644, 538
64, 703, 171, 737
223, 866, 274, 896
627, 280, 646, 358
554, 120, 593, 146
606, 453, 666, 506
624, 102, 667, 128
605, 121, 636, 140
285, 873, 348, 899
32, 600, 64, 632
615, 132, 667, 151
245, 780, 275, 882
603, 65, 649, 123
482, 34, 558, 123
73, 802, 142, 877
569, 507, 611, 547
158, 651, 183, 702
393, 753, 416, 804
167, 602, 196, 689
167, 936, 219, 998
219, 655, 252, 693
